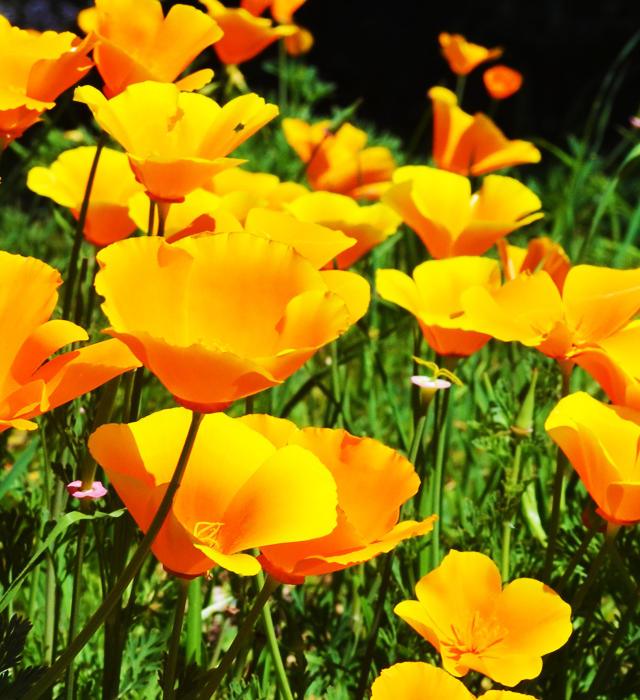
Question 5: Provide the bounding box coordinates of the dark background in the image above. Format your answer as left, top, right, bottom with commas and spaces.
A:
3, 0, 640, 151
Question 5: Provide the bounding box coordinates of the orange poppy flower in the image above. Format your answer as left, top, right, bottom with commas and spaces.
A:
241, 0, 307, 24
428, 87, 541, 176
77, 0, 221, 98
483, 66, 523, 100
200, 0, 297, 65
88, 408, 339, 577
382, 166, 543, 259
0, 16, 95, 147
377, 257, 500, 357
282, 118, 330, 163
546, 391, 640, 525
0, 252, 140, 434
395, 550, 572, 686
27, 146, 145, 247
284, 26, 314, 56
497, 237, 571, 292
74, 81, 277, 203
284, 191, 402, 269
94, 233, 370, 412
234, 413, 436, 583
439, 33, 503, 75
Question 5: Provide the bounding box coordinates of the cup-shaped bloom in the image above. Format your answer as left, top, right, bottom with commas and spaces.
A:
0, 16, 95, 146
200, 0, 297, 65
75, 82, 277, 203
27, 146, 145, 246
460, 265, 640, 361
377, 257, 500, 357
428, 87, 541, 176
484, 66, 523, 100
95, 233, 370, 412
77, 0, 222, 97
439, 33, 503, 75
497, 237, 570, 292
0, 252, 140, 433
395, 550, 572, 686
235, 413, 436, 583
546, 392, 640, 525
284, 192, 402, 269
382, 166, 543, 259
88, 408, 339, 576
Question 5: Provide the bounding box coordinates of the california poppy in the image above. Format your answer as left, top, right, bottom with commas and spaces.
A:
429, 87, 541, 176
240, 0, 313, 56
377, 257, 500, 357
496, 237, 570, 292
74, 82, 278, 203
395, 550, 572, 686
88, 408, 339, 577
0, 252, 140, 434
546, 391, 640, 525
483, 66, 523, 100
77, 0, 222, 97
439, 33, 503, 75
382, 166, 543, 259
27, 146, 145, 247
94, 233, 370, 412
235, 413, 436, 583
0, 15, 95, 147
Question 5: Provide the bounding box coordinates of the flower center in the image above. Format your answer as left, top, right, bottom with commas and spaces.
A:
194, 521, 224, 551
450, 611, 508, 655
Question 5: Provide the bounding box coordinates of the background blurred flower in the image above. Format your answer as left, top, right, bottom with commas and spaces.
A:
484, 66, 523, 100
439, 33, 503, 75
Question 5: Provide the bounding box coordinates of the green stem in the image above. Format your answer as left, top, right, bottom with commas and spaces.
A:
554, 515, 603, 595
65, 514, 88, 700
427, 388, 451, 574
187, 579, 203, 666
157, 202, 170, 238
24, 412, 204, 700
62, 131, 107, 321
405, 105, 432, 161
455, 74, 467, 104
128, 367, 145, 423
164, 578, 190, 700
278, 38, 288, 116
148, 199, 156, 236
501, 440, 523, 583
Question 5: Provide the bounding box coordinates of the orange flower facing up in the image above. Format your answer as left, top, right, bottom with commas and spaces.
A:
377, 257, 500, 357
77, 0, 222, 97
284, 191, 402, 269
439, 33, 503, 75
497, 237, 571, 292
484, 66, 523, 100
0, 252, 141, 434
395, 550, 572, 686
0, 15, 95, 146
283, 119, 396, 200
371, 662, 538, 700
94, 233, 370, 412
546, 392, 640, 526
74, 82, 278, 203
88, 408, 339, 577
234, 413, 436, 583
27, 146, 145, 247
429, 87, 541, 176
200, 0, 297, 65
382, 166, 543, 259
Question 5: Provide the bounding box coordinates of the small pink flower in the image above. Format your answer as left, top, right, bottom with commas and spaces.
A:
411, 376, 451, 390
66, 480, 108, 499
630, 116, 640, 128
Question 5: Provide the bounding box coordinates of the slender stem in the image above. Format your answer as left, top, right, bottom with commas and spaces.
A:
128, 367, 145, 423
62, 131, 107, 321
278, 38, 288, 116
187, 578, 203, 666
501, 439, 523, 583
148, 199, 156, 236
354, 552, 394, 700
164, 578, 190, 700
156, 201, 170, 238
23, 412, 204, 700
405, 104, 432, 161
428, 388, 451, 574
65, 515, 88, 700
455, 74, 467, 104
555, 516, 603, 595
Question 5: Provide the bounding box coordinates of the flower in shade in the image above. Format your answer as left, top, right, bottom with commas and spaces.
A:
94, 233, 370, 412
439, 33, 503, 75
284, 191, 402, 269
382, 166, 543, 259
395, 550, 572, 686
233, 413, 436, 583
27, 146, 145, 247
0, 15, 95, 147
484, 66, 523, 100
88, 408, 339, 577
74, 82, 277, 203
428, 87, 541, 176
496, 237, 570, 292
370, 662, 539, 700
200, 0, 297, 65
77, 0, 222, 97
283, 119, 396, 200
546, 392, 640, 526
377, 257, 500, 357
0, 252, 140, 434
66, 480, 107, 499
